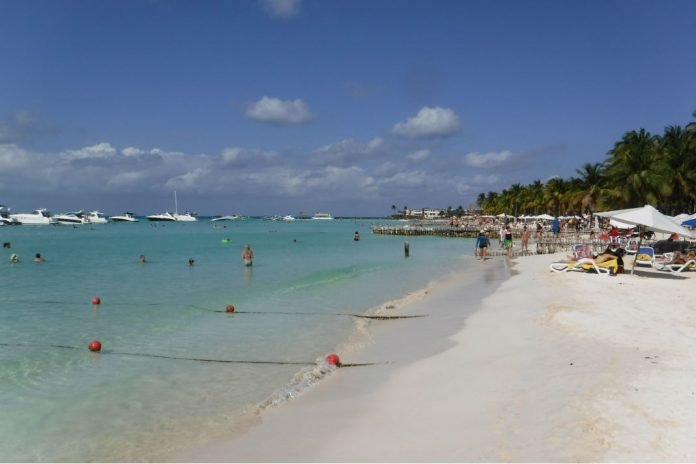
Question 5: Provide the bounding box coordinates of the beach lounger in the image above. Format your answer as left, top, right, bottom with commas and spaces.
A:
654, 259, 696, 273
549, 258, 616, 275
633, 246, 655, 267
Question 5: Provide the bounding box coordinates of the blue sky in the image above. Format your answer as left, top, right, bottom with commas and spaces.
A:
1, 0, 695, 216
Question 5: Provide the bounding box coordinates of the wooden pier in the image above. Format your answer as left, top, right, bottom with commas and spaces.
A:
370, 224, 626, 257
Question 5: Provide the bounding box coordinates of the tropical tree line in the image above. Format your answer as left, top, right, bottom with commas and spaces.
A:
477, 112, 696, 217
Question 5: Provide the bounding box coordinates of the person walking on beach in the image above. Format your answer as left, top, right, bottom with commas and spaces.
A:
475, 230, 490, 260
521, 225, 530, 254
242, 244, 254, 266
503, 226, 513, 255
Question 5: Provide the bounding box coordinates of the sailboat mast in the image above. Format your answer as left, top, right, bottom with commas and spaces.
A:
174, 191, 178, 215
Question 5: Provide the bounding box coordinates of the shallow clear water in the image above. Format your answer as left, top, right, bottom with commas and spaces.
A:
0, 219, 475, 461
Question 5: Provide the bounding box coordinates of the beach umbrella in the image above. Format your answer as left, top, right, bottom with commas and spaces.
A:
537, 213, 554, 221
595, 205, 695, 274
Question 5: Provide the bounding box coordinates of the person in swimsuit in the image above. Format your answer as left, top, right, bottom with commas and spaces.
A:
241, 244, 254, 266
475, 230, 490, 260
503, 226, 513, 254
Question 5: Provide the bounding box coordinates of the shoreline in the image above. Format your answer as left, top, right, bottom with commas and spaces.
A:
172, 255, 513, 462
175, 252, 696, 462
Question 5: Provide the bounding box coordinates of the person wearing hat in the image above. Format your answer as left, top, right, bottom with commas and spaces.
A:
9, 253, 19, 263
475, 230, 490, 260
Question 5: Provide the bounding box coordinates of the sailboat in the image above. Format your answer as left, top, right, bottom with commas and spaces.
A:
147, 192, 197, 222
172, 192, 197, 222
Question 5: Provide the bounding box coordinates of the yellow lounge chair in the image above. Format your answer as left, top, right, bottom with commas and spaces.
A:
549, 258, 617, 275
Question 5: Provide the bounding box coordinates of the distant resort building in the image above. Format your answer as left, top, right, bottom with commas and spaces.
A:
402, 208, 444, 219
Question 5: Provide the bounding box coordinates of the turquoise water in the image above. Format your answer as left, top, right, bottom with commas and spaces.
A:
0, 219, 475, 461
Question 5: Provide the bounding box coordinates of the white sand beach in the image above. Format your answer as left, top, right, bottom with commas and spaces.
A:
177, 253, 696, 462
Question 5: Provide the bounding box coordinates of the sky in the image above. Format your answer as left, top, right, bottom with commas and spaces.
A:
1, 0, 695, 217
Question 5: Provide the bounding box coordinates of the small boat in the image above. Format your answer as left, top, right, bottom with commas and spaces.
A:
85, 211, 108, 224
312, 212, 334, 220
210, 215, 240, 222
0, 205, 21, 225
146, 211, 177, 222
148, 192, 197, 222
54, 211, 87, 225
282, 215, 296, 222
110, 212, 139, 222
10, 209, 56, 225
173, 212, 198, 222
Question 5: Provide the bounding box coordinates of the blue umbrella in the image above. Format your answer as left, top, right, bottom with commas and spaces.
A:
682, 218, 696, 227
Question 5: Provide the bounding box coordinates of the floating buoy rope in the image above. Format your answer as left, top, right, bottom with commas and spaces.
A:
0, 299, 426, 320
0, 342, 380, 368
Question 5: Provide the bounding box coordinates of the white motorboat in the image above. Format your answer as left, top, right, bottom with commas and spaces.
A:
282, 215, 296, 221
86, 211, 108, 223
0, 205, 21, 225
146, 211, 177, 222
110, 212, 139, 222
173, 212, 197, 222
54, 211, 87, 225
148, 192, 197, 222
10, 209, 56, 225
210, 215, 240, 222
312, 212, 334, 220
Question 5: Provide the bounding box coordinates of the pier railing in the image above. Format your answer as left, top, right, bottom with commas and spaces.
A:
370, 224, 652, 257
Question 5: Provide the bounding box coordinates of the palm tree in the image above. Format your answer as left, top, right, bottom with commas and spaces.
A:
660, 125, 695, 214
575, 162, 605, 215
603, 129, 671, 208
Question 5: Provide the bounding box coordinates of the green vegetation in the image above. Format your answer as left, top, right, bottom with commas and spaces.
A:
477, 112, 696, 216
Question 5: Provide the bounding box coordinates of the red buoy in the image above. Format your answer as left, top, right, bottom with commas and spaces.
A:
91, 297, 101, 305
327, 353, 341, 367
88, 340, 102, 352
225, 304, 235, 313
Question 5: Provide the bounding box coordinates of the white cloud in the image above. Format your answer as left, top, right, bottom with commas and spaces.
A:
366, 137, 384, 153
471, 174, 501, 185
63, 142, 117, 160
310, 137, 385, 166
464, 150, 513, 168
164, 168, 209, 189
221, 147, 277, 166
391, 107, 461, 138
407, 149, 430, 161
246, 96, 312, 125
259, 0, 300, 18
107, 171, 147, 187
0, 144, 32, 169
377, 170, 427, 189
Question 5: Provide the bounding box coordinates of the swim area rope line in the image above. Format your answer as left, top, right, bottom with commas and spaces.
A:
0, 342, 380, 367
0, 299, 428, 320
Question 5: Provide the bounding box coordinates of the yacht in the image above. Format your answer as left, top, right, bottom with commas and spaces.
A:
86, 211, 108, 224
148, 192, 197, 222
10, 209, 56, 225
54, 211, 87, 225
110, 212, 139, 222
312, 212, 334, 220
173, 211, 198, 222
210, 215, 240, 222
146, 211, 177, 222
0, 205, 21, 225
282, 215, 296, 221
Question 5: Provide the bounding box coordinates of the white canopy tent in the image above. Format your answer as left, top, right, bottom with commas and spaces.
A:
595, 205, 694, 274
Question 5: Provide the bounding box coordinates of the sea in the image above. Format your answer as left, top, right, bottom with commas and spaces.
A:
0, 218, 478, 462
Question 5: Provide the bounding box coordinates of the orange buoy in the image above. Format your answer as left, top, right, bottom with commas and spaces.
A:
88, 340, 102, 352
91, 297, 101, 305
326, 353, 341, 366
225, 304, 235, 313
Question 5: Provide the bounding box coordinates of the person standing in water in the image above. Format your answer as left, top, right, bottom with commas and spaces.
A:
241, 244, 254, 266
